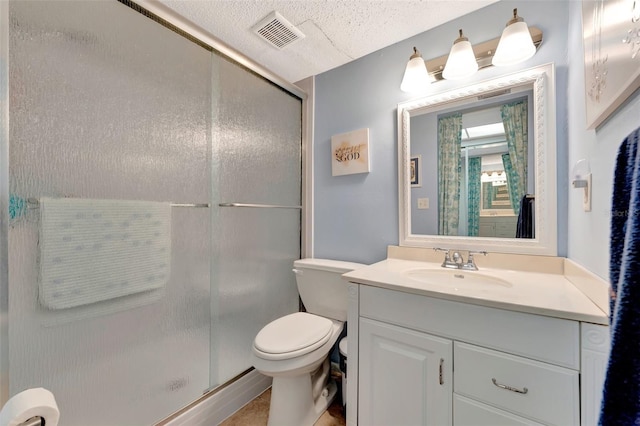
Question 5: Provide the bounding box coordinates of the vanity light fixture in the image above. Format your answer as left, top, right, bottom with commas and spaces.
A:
492, 8, 537, 67
481, 171, 507, 186
398, 15, 543, 88
400, 47, 434, 93
442, 29, 479, 81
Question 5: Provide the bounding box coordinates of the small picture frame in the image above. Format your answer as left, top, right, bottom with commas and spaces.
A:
410, 155, 421, 187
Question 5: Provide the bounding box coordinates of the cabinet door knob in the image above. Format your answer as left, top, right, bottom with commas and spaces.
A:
491, 378, 528, 394
439, 358, 444, 385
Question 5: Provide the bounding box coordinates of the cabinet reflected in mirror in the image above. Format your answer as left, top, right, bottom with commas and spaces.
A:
398, 64, 557, 255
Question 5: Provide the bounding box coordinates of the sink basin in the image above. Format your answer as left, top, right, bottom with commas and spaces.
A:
402, 268, 512, 290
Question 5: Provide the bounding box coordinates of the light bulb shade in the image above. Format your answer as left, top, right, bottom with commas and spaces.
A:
442, 39, 478, 81
492, 21, 536, 66
400, 56, 434, 93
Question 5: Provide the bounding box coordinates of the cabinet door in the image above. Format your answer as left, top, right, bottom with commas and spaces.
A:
359, 318, 453, 426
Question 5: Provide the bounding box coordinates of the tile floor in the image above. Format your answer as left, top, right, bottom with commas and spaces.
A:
220, 379, 346, 426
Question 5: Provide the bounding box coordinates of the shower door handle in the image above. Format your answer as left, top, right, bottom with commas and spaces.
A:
218, 203, 302, 210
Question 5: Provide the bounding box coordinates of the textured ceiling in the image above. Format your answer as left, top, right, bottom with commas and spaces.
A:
159, 0, 499, 84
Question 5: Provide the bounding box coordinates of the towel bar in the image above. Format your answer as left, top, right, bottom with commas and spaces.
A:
26, 198, 209, 208
218, 202, 302, 210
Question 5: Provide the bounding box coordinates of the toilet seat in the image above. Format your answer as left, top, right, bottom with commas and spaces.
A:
254, 312, 333, 361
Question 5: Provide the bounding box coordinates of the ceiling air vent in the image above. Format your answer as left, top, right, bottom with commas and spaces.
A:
252, 11, 305, 50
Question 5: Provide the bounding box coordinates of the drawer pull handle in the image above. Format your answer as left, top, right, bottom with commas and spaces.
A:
439, 358, 444, 385
491, 378, 528, 394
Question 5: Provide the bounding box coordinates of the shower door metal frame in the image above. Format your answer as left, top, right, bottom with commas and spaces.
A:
135, 0, 313, 419
0, 0, 313, 409
0, 0, 10, 406
134, 1, 305, 99
133, 0, 313, 258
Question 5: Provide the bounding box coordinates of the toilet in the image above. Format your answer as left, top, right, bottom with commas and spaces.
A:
251, 258, 365, 426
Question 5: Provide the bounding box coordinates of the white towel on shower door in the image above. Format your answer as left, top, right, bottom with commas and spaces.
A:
39, 197, 171, 310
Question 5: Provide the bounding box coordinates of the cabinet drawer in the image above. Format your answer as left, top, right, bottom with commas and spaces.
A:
454, 342, 579, 425
454, 394, 544, 426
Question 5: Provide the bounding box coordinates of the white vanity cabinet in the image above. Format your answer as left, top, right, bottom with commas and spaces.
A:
346, 283, 608, 426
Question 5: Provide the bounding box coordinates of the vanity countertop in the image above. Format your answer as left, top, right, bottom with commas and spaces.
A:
343, 256, 609, 325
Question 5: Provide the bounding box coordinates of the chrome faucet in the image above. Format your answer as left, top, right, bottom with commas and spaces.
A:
434, 248, 487, 270
451, 251, 464, 267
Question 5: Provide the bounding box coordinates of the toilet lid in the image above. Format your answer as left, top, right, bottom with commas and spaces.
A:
254, 312, 333, 358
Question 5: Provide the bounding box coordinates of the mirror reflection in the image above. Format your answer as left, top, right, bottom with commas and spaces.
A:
398, 64, 557, 255
410, 91, 535, 239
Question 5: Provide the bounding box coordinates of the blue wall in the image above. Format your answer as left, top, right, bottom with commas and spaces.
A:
410, 111, 438, 236
314, 1, 570, 265
566, 1, 640, 279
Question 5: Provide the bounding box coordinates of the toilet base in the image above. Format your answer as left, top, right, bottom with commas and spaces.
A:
267, 359, 337, 426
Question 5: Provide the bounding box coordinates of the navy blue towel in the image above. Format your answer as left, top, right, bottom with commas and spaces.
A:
600, 126, 640, 425
516, 195, 534, 238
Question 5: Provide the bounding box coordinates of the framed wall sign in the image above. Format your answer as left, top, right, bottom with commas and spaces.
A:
582, 0, 640, 129
331, 128, 370, 176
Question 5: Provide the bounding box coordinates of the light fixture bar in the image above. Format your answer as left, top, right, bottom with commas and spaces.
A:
425, 26, 542, 81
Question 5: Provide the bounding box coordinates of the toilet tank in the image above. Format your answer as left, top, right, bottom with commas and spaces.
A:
293, 258, 367, 321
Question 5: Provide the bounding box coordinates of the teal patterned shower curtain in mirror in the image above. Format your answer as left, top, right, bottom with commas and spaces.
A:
438, 113, 463, 236
467, 157, 482, 236
501, 100, 529, 214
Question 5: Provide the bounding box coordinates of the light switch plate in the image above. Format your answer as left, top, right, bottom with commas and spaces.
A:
418, 198, 429, 209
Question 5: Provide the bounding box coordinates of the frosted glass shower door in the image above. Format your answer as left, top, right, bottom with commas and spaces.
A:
210, 54, 302, 386
8, 2, 211, 424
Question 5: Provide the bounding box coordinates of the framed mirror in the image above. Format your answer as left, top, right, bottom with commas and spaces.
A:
397, 63, 557, 255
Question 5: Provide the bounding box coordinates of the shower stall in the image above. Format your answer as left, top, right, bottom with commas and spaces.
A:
0, 1, 303, 424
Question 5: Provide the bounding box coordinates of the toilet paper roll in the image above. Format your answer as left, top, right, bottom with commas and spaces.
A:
0, 388, 59, 426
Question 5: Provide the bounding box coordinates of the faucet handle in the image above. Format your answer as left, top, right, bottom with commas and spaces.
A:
468, 250, 488, 259
433, 248, 452, 267
462, 251, 488, 270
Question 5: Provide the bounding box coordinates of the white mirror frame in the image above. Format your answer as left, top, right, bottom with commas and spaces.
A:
398, 63, 557, 255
